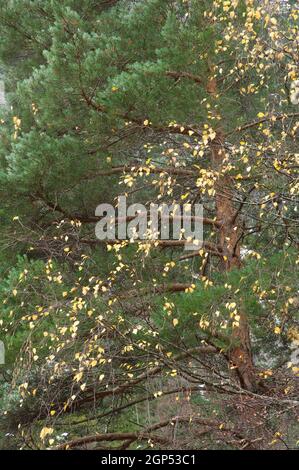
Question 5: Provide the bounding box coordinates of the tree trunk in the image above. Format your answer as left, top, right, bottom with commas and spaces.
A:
210, 132, 257, 392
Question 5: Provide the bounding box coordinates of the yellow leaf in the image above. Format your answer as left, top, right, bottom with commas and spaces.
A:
74, 372, 83, 383
40, 427, 53, 441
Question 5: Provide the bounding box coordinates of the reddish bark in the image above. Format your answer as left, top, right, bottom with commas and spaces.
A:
210, 131, 257, 392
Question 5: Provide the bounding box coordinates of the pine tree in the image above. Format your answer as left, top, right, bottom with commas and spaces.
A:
0, 0, 298, 450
